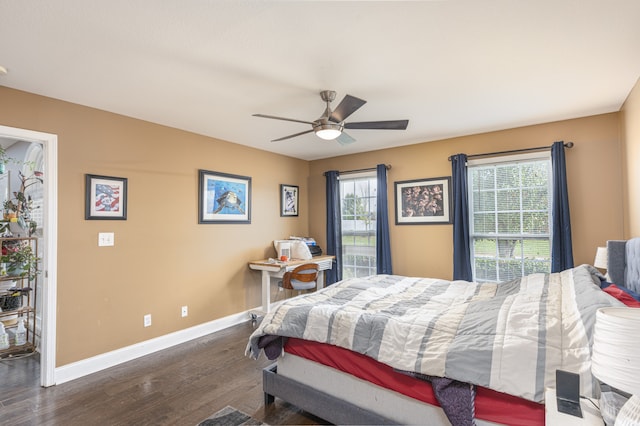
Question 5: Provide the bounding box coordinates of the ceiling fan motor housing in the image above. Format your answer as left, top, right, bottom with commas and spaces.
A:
320, 90, 337, 103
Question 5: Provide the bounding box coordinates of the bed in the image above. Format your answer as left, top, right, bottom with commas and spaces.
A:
246, 264, 631, 425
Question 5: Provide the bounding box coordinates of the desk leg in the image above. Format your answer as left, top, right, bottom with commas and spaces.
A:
317, 270, 325, 290
262, 270, 271, 313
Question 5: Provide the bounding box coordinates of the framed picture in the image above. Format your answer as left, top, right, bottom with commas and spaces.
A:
394, 176, 452, 225
280, 184, 299, 217
198, 169, 251, 224
85, 174, 128, 220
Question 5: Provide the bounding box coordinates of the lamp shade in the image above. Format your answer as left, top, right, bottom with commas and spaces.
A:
594, 246, 608, 270
591, 307, 640, 396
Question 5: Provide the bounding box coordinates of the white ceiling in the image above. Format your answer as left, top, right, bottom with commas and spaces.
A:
1, 1, 639, 161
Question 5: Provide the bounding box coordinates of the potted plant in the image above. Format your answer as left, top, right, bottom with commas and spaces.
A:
2, 170, 42, 237
0, 240, 39, 280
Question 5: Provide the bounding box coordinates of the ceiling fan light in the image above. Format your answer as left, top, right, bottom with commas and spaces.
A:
314, 124, 342, 140
316, 129, 341, 140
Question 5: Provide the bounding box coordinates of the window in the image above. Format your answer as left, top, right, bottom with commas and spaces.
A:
340, 172, 377, 278
23, 143, 44, 236
468, 153, 552, 282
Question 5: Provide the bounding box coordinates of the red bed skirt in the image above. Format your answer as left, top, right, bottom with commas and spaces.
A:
284, 338, 544, 426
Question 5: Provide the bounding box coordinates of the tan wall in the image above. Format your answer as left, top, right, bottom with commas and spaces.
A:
0, 86, 310, 366
309, 114, 624, 279
0, 85, 628, 368
620, 78, 640, 237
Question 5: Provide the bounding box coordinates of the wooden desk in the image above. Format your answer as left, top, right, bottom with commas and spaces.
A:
248, 255, 334, 313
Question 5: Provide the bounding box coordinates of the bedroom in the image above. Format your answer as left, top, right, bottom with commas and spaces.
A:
1, 1, 640, 424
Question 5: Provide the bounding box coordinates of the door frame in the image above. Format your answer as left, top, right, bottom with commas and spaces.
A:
0, 125, 57, 387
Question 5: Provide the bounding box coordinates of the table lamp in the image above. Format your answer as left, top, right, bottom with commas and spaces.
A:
591, 307, 640, 425
594, 246, 608, 270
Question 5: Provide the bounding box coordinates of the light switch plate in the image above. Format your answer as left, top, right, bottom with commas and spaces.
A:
98, 232, 114, 246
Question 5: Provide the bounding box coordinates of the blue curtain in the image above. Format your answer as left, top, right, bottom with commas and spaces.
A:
451, 154, 473, 281
376, 164, 392, 274
551, 141, 574, 272
325, 170, 342, 284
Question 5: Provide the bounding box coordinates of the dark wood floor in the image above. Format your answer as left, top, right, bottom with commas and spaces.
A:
0, 321, 329, 425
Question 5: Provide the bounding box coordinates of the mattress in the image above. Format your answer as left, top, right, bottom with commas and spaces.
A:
284, 337, 544, 426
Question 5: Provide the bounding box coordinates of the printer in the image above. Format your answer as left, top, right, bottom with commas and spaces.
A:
274, 237, 323, 259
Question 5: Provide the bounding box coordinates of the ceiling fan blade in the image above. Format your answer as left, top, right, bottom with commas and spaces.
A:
271, 129, 314, 142
253, 114, 315, 125
336, 132, 356, 146
344, 120, 409, 130
329, 95, 366, 123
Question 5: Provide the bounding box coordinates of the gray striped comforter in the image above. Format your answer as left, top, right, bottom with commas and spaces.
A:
247, 265, 622, 402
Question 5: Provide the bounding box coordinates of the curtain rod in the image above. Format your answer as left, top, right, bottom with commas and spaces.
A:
323, 164, 391, 176
447, 141, 574, 161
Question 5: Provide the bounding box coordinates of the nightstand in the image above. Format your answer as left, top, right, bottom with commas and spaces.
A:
545, 389, 605, 425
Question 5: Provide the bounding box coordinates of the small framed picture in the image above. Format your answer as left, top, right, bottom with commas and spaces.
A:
198, 169, 251, 224
85, 174, 128, 220
394, 176, 452, 225
280, 184, 299, 217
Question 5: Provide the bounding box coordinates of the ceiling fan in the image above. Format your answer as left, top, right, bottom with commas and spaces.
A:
253, 90, 409, 145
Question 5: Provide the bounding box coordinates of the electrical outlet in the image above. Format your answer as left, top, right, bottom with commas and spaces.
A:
181, 306, 188, 317
143, 314, 152, 327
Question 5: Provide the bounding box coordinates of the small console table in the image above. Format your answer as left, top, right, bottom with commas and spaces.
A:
248, 255, 334, 313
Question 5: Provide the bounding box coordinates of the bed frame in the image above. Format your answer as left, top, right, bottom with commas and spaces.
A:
263, 364, 396, 425
263, 353, 501, 425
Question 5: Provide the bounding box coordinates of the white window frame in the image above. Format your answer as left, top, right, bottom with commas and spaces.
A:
468, 152, 552, 282
339, 171, 377, 279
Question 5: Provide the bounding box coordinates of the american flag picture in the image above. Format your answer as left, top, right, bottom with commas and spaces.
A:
94, 184, 120, 212
86, 174, 128, 220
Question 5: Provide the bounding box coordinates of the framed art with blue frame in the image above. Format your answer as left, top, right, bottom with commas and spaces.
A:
280, 184, 299, 217
85, 174, 128, 220
198, 169, 251, 224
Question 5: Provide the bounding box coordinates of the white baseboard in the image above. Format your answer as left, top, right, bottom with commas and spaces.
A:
54, 310, 252, 385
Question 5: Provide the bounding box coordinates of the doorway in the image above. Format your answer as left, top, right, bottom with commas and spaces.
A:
0, 125, 57, 387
